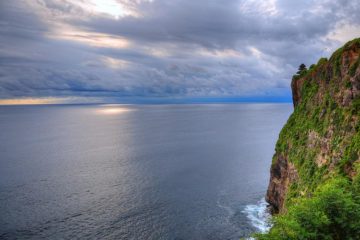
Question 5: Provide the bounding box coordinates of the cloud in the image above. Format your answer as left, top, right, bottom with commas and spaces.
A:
0, 0, 359, 102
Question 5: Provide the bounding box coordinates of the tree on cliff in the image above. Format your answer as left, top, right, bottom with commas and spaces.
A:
296, 63, 307, 75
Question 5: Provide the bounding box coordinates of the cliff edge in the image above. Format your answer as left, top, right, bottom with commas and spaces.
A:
257, 38, 360, 239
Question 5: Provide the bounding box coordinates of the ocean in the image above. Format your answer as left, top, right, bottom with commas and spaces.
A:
0, 103, 292, 239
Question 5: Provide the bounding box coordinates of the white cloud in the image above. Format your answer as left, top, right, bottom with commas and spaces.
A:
101, 56, 130, 69
46, 25, 131, 49
327, 23, 360, 44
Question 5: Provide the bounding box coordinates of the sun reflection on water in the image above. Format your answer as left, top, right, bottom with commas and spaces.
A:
96, 106, 133, 115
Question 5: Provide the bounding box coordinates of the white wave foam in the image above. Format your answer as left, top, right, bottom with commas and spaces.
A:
243, 198, 272, 234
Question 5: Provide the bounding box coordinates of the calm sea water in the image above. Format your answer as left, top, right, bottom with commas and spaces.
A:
0, 104, 292, 240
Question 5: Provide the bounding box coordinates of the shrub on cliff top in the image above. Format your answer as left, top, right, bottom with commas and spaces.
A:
296, 64, 308, 76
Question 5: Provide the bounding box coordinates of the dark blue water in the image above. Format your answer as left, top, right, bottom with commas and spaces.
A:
0, 104, 292, 240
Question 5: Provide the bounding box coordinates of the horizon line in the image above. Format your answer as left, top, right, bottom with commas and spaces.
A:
0, 96, 293, 106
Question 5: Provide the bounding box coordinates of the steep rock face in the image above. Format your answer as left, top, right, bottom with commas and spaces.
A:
266, 155, 298, 213
266, 38, 360, 214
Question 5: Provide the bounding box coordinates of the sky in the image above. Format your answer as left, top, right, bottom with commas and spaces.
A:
0, 0, 359, 104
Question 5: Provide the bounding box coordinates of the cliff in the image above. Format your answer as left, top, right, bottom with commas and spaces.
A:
257, 38, 360, 239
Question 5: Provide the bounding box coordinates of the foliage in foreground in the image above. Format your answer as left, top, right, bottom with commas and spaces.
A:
255, 177, 360, 240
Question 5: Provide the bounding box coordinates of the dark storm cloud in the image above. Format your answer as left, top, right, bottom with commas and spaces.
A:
0, 0, 359, 102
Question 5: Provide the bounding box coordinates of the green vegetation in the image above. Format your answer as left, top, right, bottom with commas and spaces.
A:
350, 56, 360, 77
296, 63, 308, 76
256, 178, 360, 240
255, 38, 360, 239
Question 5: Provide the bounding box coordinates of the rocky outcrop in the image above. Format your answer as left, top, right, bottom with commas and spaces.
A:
292, 43, 360, 108
266, 155, 298, 213
291, 75, 305, 107
266, 38, 360, 214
